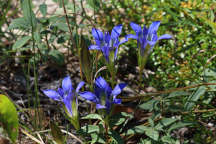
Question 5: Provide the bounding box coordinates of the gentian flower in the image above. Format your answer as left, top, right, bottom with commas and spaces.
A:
89, 25, 127, 63
42, 76, 85, 117
79, 76, 127, 111
127, 21, 172, 56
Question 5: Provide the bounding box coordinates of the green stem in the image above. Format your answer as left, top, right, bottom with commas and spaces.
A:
138, 45, 151, 87
27, 0, 40, 129
107, 62, 116, 88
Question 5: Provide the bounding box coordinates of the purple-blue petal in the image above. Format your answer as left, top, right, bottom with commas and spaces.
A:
147, 40, 157, 47
57, 88, 64, 98
112, 83, 127, 96
148, 21, 160, 34
63, 95, 73, 116
158, 34, 172, 40
96, 104, 106, 109
76, 81, 85, 93
126, 34, 138, 40
101, 46, 110, 62
142, 25, 148, 35
62, 76, 73, 92
92, 28, 103, 41
113, 98, 122, 104
104, 32, 111, 44
95, 77, 110, 90
42, 89, 61, 101
111, 24, 122, 40
89, 45, 101, 50
79, 91, 97, 103
130, 22, 142, 35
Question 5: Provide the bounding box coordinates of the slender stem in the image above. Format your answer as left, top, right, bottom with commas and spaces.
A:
104, 116, 110, 142
27, 0, 40, 129
61, 0, 77, 53
45, 33, 50, 50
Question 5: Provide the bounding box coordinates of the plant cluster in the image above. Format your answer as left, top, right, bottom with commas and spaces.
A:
0, 0, 216, 143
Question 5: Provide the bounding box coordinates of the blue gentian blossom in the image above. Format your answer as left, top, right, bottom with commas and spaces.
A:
89, 25, 127, 62
79, 77, 127, 111
127, 21, 172, 56
42, 76, 85, 117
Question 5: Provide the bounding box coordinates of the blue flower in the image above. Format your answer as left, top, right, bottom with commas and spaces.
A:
79, 77, 126, 111
127, 21, 172, 56
89, 25, 127, 63
42, 76, 85, 117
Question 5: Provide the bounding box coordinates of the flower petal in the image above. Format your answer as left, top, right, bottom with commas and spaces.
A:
142, 25, 148, 35
96, 104, 106, 109
76, 81, 85, 93
79, 91, 97, 103
89, 45, 100, 50
158, 34, 172, 40
113, 98, 122, 104
114, 46, 118, 60
104, 32, 111, 44
147, 40, 157, 47
112, 83, 127, 96
43, 89, 61, 101
148, 21, 160, 34
63, 93, 73, 116
101, 46, 110, 62
62, 76, 73, 92
92, 28, 103, 41
57, 88, 64, 98
125, 34, 138, 40
95, 77, 110, 90
130, 22, 142, 35
111, 24, 122, 40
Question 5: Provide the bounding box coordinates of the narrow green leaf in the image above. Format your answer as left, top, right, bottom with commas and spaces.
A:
50, 122, 65, 144
91, 133, 106, 144
8, 17, 30, 30
21, 0, 37, 28
80, 125, 100, 133
155, 118, 178, 130
12, 36, 31, 51
80, 36, 92, 83
109, 130, 124, 144
81, 113, 104, 122
168, 121, 194, 133
184, 86, 206, 111
0, 94, 19, 143
145, 128, 159, 141
39, 3, 47, 17
139, 99, 159, 111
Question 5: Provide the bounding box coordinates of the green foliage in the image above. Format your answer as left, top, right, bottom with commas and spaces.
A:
184, 86, 206, 111
0, 94, 19, 143
12, 36, 31, 51
81, 113, 104, 122
2, 0, 216, 143
93, 0, 216, 89
39, 3, 47, 17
